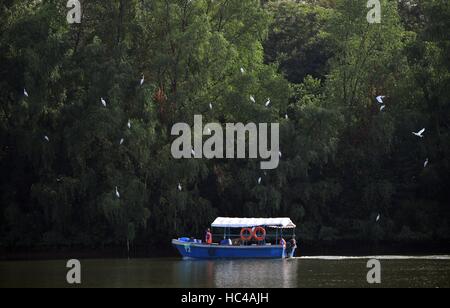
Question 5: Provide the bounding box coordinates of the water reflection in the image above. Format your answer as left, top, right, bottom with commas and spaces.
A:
173, 259, 298, 288
174, 260, 215, 288
1, 257, 449, 288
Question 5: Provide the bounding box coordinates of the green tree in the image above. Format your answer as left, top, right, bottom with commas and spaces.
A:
264, 0, 334, 83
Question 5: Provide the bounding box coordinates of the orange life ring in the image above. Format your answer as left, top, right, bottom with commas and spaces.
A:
253, 227, 266, 241
240, 228, 253, 241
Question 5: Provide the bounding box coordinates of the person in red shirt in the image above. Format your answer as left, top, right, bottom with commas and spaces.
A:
205, 228, 213, 245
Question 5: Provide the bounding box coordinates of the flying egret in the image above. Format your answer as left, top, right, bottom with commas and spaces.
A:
424, 158, 429, 168
380, 105, 386, 112
376, 214, 381, 222
24, 89, 29, 97
44, 136, 50, 142
412, 128, 426, 138
376, 96, 385, 104
101, 97, 107, 107
115, 187, 120, 199
265, 99, 271, 107
250, 96, 256, 103
178, 183, 182, 191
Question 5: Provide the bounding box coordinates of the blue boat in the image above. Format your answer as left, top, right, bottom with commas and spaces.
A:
172, 217, 297, 259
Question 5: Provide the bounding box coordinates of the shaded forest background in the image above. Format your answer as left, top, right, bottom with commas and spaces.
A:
0, 0, 449, 256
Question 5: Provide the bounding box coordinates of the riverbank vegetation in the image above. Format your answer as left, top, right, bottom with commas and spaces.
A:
1, 0, 449, 254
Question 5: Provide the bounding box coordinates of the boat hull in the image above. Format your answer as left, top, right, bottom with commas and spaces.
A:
172, 239, 292, 259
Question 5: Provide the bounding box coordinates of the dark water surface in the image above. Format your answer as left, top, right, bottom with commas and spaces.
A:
1, 256, 449, 288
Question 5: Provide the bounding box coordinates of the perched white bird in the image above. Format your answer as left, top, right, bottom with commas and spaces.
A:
44, 135, 50, 142
412, 128, 426, 138
279, 151, 282, 158
265, 99, 271, 107
376, 214, 381, 222
120, 138, 124, 145
376, 96, 385, 104
240, 67, 245, 74
258, 177, 262, 185
191, 149, 196, 157
128, 120, 131, 129
424, 158, 429, 168
207, 128, 212, 135
380, 105, 386, 112
285, 114, 289, 120
178, 183, 182, 191
209, 103, 213, 110
115, 187, 120, 199
24, 89, 29, 97
250, 96, 256, 103
101, 97, 107, 107
140, 74, 145, 86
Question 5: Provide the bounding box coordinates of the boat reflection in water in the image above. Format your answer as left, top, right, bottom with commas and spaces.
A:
173, 259, 299, 288
213, 259, 299, 288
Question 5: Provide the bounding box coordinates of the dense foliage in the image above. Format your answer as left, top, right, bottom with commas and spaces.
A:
0, 0, 449, 253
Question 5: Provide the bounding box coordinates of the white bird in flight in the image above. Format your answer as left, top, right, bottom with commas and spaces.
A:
265, 99, 271, 107
376, 214, 381, 222
412, 128, 426, 138
250, 96, 256, 103
115, 187, 120, 199
424, 158, 429, 168
24, 89, 29, 97
376, 96, 385, 104
101, 97, 107, 107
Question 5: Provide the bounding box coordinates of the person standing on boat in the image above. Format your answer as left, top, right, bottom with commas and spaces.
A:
289, 238, 297, 257
280, 237, 286, 248
205, 228, 213, 245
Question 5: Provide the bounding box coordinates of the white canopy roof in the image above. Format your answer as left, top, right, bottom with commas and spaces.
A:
211, 217, 296, 229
